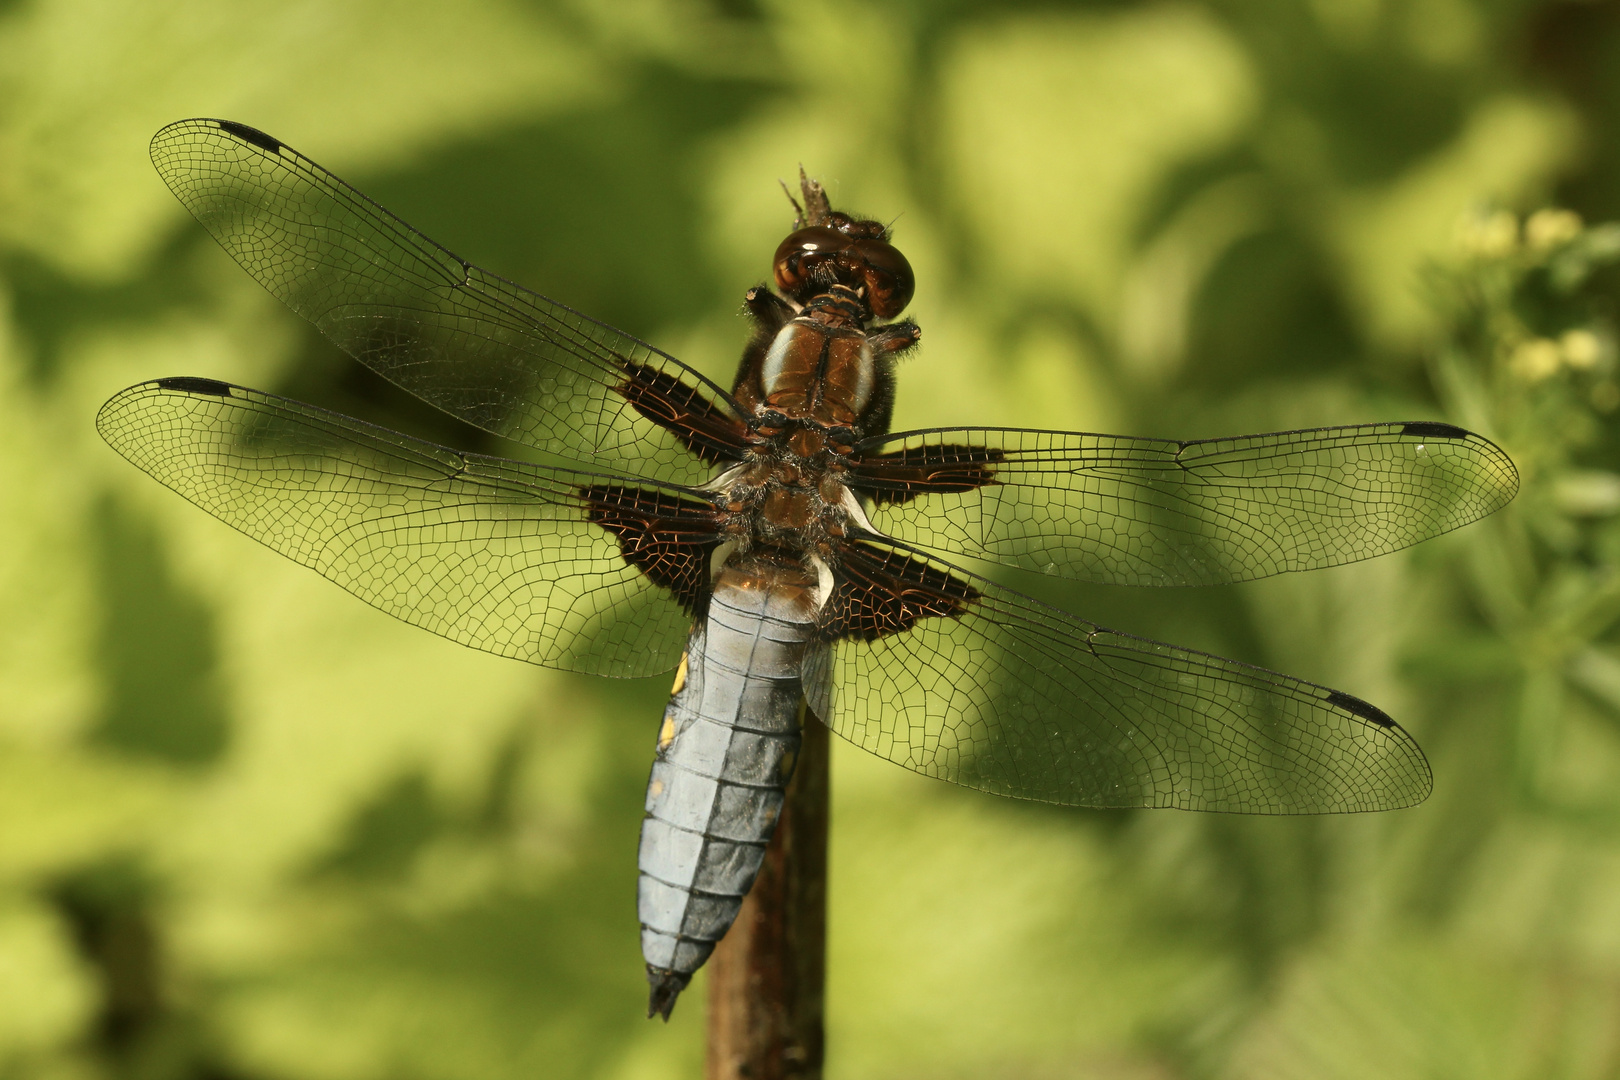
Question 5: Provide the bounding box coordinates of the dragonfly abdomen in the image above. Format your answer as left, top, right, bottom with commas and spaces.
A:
637, 566, 818, 1019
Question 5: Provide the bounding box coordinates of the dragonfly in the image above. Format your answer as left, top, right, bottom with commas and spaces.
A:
99, 119, 1518, 1021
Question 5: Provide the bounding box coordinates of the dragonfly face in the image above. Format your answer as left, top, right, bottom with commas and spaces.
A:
99, 119, 1520, 1020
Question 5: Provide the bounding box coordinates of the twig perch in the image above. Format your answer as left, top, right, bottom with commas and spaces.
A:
705, 701, 828, 1079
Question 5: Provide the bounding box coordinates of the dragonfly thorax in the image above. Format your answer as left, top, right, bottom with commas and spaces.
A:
759, 319, 876, 427
711, 446, 859, 562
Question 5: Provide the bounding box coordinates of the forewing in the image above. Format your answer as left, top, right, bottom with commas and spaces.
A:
803, 541, 1431, 812
852, 422, 1518, 586
96, 378, 716, 678
148, 118, 749, 485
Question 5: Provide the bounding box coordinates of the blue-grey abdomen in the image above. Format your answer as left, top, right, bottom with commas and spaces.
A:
638, 568, 819, 1018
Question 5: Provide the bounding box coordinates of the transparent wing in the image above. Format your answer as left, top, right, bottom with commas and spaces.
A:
852, 421, 1518, 586
97, 378, 707, 678
149, 118, 747, 486
803, 541, 1430, 812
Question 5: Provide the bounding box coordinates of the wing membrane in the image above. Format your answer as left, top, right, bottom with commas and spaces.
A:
853, 422, 1518, 586
804, 540, 1431, 812
96, 378, 710, 678
148, 118, 746, 486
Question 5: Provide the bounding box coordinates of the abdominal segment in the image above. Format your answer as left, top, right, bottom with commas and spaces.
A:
637, 568, 817, 1020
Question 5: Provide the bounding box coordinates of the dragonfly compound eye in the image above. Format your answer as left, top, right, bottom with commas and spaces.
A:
773, 226, 852, 295
850, 239, 915, 319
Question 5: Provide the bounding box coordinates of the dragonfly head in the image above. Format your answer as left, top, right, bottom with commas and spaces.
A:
774, 169, 914, 319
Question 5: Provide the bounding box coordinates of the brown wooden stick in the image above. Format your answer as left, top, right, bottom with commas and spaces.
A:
705, 700, 828, 1079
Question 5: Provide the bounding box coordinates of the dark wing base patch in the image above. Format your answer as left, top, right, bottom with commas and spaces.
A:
820, 542, 980, 641
850, 443, 1003, 506
582, 486, 724, 616
616, 360, 750, 465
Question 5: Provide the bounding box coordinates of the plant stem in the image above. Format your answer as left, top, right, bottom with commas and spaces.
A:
705, 700, 828, 1079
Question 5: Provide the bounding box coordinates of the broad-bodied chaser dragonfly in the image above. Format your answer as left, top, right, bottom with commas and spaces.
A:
99, 120, 1518, 1021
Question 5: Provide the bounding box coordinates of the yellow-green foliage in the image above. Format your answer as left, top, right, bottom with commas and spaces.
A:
4, 1, 1619, 1078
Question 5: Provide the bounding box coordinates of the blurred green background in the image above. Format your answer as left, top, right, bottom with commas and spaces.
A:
6, 0, 1620, 1077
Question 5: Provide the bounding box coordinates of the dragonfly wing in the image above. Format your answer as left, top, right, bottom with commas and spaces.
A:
97, 378, 721, 679
149, 118, 750, 485
850, 422, 1518, 586
805, 539, 1431, 812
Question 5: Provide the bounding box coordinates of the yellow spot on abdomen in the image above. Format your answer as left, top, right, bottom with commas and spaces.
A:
649, 779, 664, 797
670, 652, 689, 696
658, 713, 677, 751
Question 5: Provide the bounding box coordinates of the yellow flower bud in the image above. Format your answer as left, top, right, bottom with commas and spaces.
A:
1511, 338, 1561, 380
1526, 208, 1583, 251
1560, 328, 1603, 371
